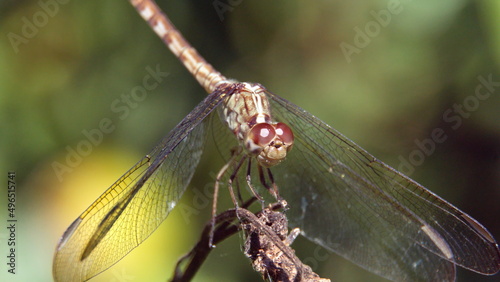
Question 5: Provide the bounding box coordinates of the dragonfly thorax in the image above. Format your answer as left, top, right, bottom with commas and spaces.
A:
222, 82, 294, 167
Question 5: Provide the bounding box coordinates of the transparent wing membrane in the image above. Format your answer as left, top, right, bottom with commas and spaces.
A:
266, 90, 500, 281
53, 90, 226, 281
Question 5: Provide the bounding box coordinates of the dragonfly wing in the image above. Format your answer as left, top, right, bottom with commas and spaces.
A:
53, 90, 227, 282
266, 91, 500, 281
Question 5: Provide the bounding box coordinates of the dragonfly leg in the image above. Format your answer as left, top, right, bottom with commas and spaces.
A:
244, 158, 266, 209
256, 165, 281, 201
233, 175, 244, 205
228, 155, 248, 207
266, 168, 281, 201
211, 152, 241, 247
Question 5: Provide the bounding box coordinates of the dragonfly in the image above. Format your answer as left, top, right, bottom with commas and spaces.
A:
53, 0, 500, 281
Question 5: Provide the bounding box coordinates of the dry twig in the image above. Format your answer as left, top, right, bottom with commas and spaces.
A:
172, 200, 330, 282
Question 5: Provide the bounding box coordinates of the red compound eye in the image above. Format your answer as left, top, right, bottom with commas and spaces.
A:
275, 122, 294, 144
249, 123, 276, 146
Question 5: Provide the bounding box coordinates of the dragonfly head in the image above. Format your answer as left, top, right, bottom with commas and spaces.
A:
246, 122, 294, 167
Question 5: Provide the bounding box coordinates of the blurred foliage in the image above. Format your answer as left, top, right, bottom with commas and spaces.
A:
0, 0, 499, 281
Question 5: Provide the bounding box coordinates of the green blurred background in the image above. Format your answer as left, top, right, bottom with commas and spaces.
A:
1, 0, 499, 281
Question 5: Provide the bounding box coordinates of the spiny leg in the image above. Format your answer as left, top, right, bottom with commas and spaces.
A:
266, 167, 281, 201
244, 158, 266, 209
257, 165, 281, 201
211, 150, 241, 247
228, 154, 248, 207
234, 172, 244, 206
